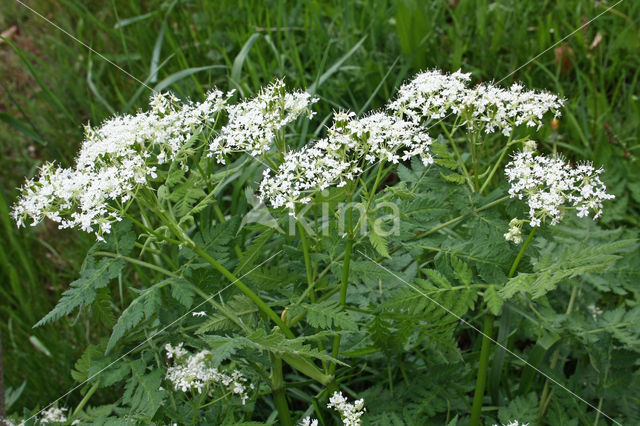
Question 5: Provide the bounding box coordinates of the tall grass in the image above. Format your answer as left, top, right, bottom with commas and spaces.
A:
0, 0, 638, 411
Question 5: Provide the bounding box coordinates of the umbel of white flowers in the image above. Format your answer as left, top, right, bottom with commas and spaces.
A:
14, 70, 592, 236
259, 69, 564, 213
504, 141, 614, 242
12, 81, 314, 238
164, 343, 252, 405
299, 391, 366, 426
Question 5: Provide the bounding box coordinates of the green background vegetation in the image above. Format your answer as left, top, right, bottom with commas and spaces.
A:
0, 0, 638, 420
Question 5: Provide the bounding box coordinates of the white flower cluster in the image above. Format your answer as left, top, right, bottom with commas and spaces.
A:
504, 218, 524, 244
505, 149, 614, 227
327, 391, 366, 426
388, 69, 472, 121
299, 391, 366, 426
39, 407, 69, 424
299, 417, 319, 426
13, 80, 314, 238
12, 90, 230, 238
259, 111, 432, 212
1, 407, 80, 426
494, 422, 529, 426
389, 69, 564, 137
208, 80, 317, 163
164, 343, 251, 405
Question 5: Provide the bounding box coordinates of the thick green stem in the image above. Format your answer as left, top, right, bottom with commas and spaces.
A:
329, 200, 354, 376
191, 246, 295, 339
508, 227, 537, 278
298, 222, 315, 302
271, 355, 293, 426
470, 227, 538, 425
470, 314, 494, 426
71, 381, 99, 420
479, 142, 512, 194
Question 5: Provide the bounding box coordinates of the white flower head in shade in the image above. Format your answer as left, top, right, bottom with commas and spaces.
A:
164, 344, 250, 405
327, 391, 366, 426
299, 417, 319, 426
259, 111, 432, 213
12, 89, 230, 239
504, 218, 524, 244
208, 80, 317, 163
39, 407, 68, 424
505, 150, 614, 228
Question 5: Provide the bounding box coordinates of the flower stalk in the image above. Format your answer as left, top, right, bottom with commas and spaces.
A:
470, 227, 537, 426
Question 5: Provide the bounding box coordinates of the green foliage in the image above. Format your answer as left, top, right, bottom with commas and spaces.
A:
34, 221, 135, 326
1, 0, 639, 423
501, 232, 637, 300
122, 358, 166, 420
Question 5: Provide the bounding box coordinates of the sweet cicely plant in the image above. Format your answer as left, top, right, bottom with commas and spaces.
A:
9, 69, 628, 425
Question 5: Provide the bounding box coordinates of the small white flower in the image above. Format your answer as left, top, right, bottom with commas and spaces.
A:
39, 407, 68, 424
587, 304, 603, 320
505, 150, 614, 228
165, 343, 250, 405
12, 89, 230, 238
260, 111, 431, 213
389, 69, 563, 137
299, 417, 319, 426
192, 311, 207, 317
327, 391, 366, 426
504, 218, 523, 244
208, 80, 317, 163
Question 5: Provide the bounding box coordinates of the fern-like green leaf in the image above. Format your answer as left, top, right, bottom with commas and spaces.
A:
484, 285, 503, 315
106, 283, 163, 353
294, 300, 358, 331
36, 258, 125, 327
123, 359, 166, 420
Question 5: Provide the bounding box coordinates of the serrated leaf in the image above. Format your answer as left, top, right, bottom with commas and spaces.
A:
300, 301, 358, 331
440, 172, 466, 184
369, 228, 390, 258
450, 255, 472, 286
423, 268, 452, 288
196, 294, 258, 334
123, 360, 165, 420
169, 278, 195, 308
36, 258, 125, 327
484, 285, 503, 315
106, 282, 163, 353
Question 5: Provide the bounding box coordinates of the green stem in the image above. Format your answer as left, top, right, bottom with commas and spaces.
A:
470, 227, 538, 426
410, 196, 510, 242
440, 121, 475, 192
94, 252, 179, 278
191, 245, 295, 339
471, 131, 479, 191
479, 142, 512, 194
470, 314, 495, 426
271, 355, 293, 426
329, 199, 354, 376
71, 381, 99, 420
508, 227, 537, 278
298, 222, 316, 302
